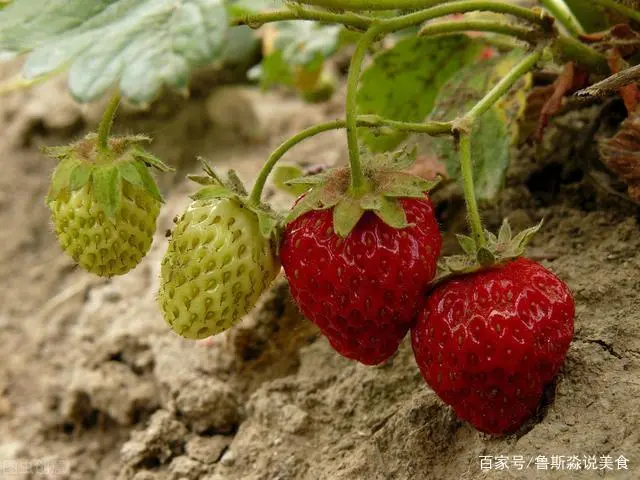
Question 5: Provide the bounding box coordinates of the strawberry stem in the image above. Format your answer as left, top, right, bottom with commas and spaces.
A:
539, 0, 584, 37
345, 26, 381, 195
466, 49, 543, 121
247, 116, 452, 206
459, 133, 486, 248
97, 93, 122, 156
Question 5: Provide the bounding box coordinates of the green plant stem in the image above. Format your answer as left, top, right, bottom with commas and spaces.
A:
291, 0, 462, 10
97, 93, 121, 155
231, 8, 373, 31
232, 1, 549, 31
345, 26, 383, 195
249, 120, 346, 206
459, 133, 485, 247
466, 49, 543, 120
247, 116, 453, 204
419, 18, 540, 43
539, 0, 585, 36
592, 0, 640, 23
552, 35, 609, 74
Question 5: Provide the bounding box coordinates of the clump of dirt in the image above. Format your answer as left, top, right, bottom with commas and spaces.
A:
0, 68, 639, 480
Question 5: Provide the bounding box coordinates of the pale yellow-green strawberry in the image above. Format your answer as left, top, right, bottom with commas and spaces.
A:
45, 134, 172, 277
158, 163, 281, 339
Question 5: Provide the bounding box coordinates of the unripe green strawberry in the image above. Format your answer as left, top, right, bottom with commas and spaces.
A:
45, 134, 172, 277
50, 182, 159, 276
158, 165, 281, 339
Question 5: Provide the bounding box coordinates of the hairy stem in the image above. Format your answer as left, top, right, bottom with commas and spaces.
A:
247, 117, 453, 204
290, 0, 461, 10
346, 27, 385, 195
539, 0, 584, 36
466, 49, 543, 120
592, 0, 640, 23
419, 18, 541, 43
459, 133, 485, 247
231, 8, 373, 30
233, 1, 549, 31
97, 93, 121, 155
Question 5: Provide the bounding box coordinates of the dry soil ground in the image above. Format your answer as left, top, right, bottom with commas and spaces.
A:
0, 68, 639, 480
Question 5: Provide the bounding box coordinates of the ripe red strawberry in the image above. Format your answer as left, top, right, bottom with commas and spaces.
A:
412, 257, 575, 435
281, 196, 442, 365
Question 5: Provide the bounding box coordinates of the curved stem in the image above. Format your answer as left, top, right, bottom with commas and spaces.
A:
459, 133, 485, 247
231, 8, 373, 30
249, 120, 346, 206
419, 18, 541, 43
466, 49, 543, 120
247, 116, 454, 204
345, 26, 383, 195
539, 0, 584, 37
232, 1, 549, 30
292, 0, 462, 10
97, 93, 121, 155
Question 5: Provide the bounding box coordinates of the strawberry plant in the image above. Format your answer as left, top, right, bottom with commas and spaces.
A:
2, 0, 640, 435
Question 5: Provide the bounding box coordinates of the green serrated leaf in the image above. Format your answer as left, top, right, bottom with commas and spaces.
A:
254, 21, 341, 89
357, 35, 481, 152
456, 234, 477, 256
133, 149, 173, 172
0, 0, 228, 103
333, 198, 365, 237
68, 163, 93, 191
497, 219, 512, 245
430, 51, 530, 201
92, 166, 121, 219
373, 197, 408, 229
133, 161, 163, 203
47, 157, 80, 202
118, 162, 144, 188
190, 185, 235, 201
273, 165, 309, 196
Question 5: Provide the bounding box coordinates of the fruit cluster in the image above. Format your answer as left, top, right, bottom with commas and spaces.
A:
45, 128, 575, 435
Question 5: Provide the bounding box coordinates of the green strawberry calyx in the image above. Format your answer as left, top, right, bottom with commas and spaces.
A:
45, 133, 173, 220
433, 218, 543, 284
283, 146, 442, 237
188, 159, 282, 244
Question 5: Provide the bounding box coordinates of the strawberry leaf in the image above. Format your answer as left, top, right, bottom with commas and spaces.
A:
429, 51, 530, 201
0, 0, 228, 103
357, 35, 481, 152
190, 185, 236, 201
251, 21, 342, 90
92, 166, 122, 220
